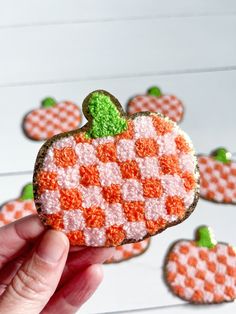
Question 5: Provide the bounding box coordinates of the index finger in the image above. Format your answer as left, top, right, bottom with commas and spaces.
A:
0, 215, 45, 268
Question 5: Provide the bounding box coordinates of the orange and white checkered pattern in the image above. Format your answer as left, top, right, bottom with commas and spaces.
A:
128, 95, 184, 123
0, 199, 36, 227
198, 156, 236, 203
35, 113, 198, 247
24, 101, 81, 141
106, 238, 150, 263
165, 240, 236, 303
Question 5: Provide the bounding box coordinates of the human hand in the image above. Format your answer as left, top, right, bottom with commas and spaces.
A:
0, 215, 113, 314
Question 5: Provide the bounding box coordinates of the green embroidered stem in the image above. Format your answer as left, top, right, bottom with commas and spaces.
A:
41, 97, 57, 108
147, 86, 162, 97
212, 147, 231, 164
196, 226, 217, 249
20, 183, 34, 201
86, 92, 127, 138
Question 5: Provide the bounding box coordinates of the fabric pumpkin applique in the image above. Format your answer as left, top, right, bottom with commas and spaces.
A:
106, 238, 151, 264
127, 86, 184, 123
33, 90, 199, 247
23, 97, 82, 141
0, 183, 36, 227
198, 147, 236, 204
165, 226, 236, 304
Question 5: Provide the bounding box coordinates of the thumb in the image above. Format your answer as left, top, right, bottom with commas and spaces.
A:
0, 230, 69, 314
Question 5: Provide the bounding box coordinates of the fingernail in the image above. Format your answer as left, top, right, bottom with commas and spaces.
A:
37, 230, 69, 263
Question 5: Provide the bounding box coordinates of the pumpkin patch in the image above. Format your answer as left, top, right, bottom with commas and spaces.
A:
198, 148, 236, 203
23, 97, 81, 141
106, 238, 151, 263
0, 183, 36, 226
165, 226, 236, 304
127, 86, 184, 123
33, 90, 199, 247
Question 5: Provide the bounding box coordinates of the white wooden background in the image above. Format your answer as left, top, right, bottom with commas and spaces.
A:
0, 1, 235, 313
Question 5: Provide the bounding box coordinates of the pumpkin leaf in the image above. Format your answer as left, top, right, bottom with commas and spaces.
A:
20, 183, 34, 201
147, 86, 162, 97
86, 92, 127, 138
212, 147, 231, 164
196, 226, 217, 249
41, 97, 57, 108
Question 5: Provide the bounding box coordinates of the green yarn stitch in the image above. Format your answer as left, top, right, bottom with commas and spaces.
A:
41, 97, 57, 108
212, 147, 231, 164
196, 226, 216, 249
20, 183, 34, 201
147, 86, 162, 97
86, 92, 127, 139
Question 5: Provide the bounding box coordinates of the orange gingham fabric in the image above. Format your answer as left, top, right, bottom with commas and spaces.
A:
24, 101, 81, 140
35, 113, 198, 247
166, 240, 236, 303
198, 156, 236, 203
0, 199, 36, 227
128, 95, 184, 123
106, 238, 150, 263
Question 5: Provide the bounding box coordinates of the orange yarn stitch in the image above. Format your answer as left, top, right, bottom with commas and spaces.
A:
60, 188, 82, 210
135, 138, 158, 157
83, 207, 105, 228
54, 147, 77, 168
123, 201, 145, 222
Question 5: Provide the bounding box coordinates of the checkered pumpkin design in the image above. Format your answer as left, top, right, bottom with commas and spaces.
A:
165, 226, 236, 304
34, 90, 199, 247
198, 148, 236, 204
127, 87, 184, 123
24, 97, 81, 141
106, 238, 150, 263
0, 184, 36, 227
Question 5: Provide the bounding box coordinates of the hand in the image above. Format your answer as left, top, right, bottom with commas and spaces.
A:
0, 215, 113, 314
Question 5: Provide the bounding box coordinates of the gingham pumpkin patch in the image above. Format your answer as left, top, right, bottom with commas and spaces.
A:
0, 183, 36, 227
198, 148, 236, 204
106, 238, 150, 264
165, 226, 236, 304
127, 86, 184, 123
23, 97, 82, 141
33, 90, 199, 247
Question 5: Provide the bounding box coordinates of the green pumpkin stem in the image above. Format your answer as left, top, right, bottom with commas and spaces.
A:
196, 226, 217, 249
41, 97, 57, 108
212, 147, 231, 164
147, 86, 162, 97
20, 183, 34, 201
86, 92, 127, 139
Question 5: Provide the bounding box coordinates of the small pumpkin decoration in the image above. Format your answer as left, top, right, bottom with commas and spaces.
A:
0, 183, 36, 226
127, 86, 184, 123
198, 148, 236, 204
106, 238, 150, 264
165, 226, 236, 304
23, 97, 82, 141
33, 90, 199, 247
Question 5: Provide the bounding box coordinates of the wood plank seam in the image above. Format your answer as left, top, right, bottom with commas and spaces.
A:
1, 12, 236, 30
0, 65, 236, 89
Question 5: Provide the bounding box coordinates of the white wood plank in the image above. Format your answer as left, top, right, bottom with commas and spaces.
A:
0, 70, 235, 174
0, 16, 236, 86
0, 0, 236, 28
134, 302, 236, 314
0, 174, 32, 204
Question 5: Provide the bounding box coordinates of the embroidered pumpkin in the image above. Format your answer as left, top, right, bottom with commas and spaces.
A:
106, 238, 150, 264
23, 97, 82, 141
33, 90, 199, 247
165, 226, 236, 304
127, 86, 184, 123
0, 183, 36, 226
198, 148, 236, 203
